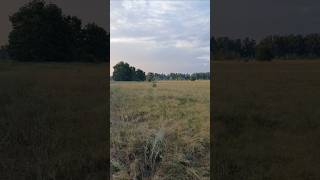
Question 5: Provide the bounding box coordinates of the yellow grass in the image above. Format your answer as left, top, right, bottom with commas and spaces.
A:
111, 80, 210, 179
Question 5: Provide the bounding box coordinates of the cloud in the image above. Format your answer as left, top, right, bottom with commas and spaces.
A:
175, 40, 195, 48
110, 0, 210, 73
196, 55, 210, 61
111, 36, 156, 44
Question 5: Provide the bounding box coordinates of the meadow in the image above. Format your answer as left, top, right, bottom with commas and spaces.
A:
212, 60, 320, 180
110, 80, 210, 179
0, 61, 108, 179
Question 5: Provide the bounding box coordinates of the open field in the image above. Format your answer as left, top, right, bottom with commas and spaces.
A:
213, 60, 320, 180
111, 80, 210, 179
0, 61, 108, 179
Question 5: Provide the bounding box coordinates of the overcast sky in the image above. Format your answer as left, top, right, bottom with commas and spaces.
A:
0, 0, 108, 46
213, 0, 320, 40
110, 0, 210, 74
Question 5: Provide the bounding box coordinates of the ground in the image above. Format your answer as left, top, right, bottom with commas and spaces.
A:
110, 80, 210, 179
212, 60, 320, 180
0, 61, 108, 179
2, 60, 318, 179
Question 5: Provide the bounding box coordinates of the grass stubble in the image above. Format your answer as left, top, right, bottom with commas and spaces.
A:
111, 81, 210, 179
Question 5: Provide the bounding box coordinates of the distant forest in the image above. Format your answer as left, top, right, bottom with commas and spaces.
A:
0, 0, 109, 62
112, 61, 210, 81
146, 72, 210, 81
211, 34, 320, 61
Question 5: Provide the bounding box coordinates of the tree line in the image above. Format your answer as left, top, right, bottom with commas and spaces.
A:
146, 72, 210, 81
112, 61, 210, 81
212, 34, 320, 61
0, 47, 9, 60
2, 0, 109, 62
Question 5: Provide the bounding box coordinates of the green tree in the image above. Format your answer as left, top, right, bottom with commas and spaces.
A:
129, 66, 136, 80
112, 62, 146, 81
8, 0, 70, 62
146, 72, 155, 82
256, 44, 274, 61
7, 0, 108, 62
112, 61, 132, 81
255, 36, 274, 61
0, 45, 9, 60
64, 15, 83, 61
241, 37, 256, 59
80, 23, 109, 62
135, 69, 146, 81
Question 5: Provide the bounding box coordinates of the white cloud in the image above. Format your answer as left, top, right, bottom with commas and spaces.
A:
110, 0, 210, 73
196, 55, 210, 61
111, 36, 155, 44
175, 40, 195, 48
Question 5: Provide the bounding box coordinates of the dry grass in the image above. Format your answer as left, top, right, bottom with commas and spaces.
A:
213, 60, 320, 180
111, 80, 210, 179
0, 61, 108, 179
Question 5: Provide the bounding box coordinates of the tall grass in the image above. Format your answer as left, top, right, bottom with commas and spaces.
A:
0, 61, 108, 179
111, 81, 210, 179
213, 60, 320, 180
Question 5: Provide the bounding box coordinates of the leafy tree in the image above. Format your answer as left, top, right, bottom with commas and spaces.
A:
241, 38, 256, 59
112, 61, 146, 81
112, 61, 132, 81
146, 72, 155, 82
8, 0, 70, 61
79, 23, 108, 62
7, 0, 108, 62
64, 15, 83, 61
129, 66, 136, 80
256, 45, 273, 61
0, 45, 9, 60
135, 69, 146, 81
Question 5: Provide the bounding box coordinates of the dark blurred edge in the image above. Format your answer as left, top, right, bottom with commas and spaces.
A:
0, 0, 110, 179
106, 0, 110, 178
210, 0, 214, 179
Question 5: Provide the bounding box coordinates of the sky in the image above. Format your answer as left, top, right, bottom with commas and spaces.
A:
0, 0, 108, 46
213, 0, 320, 40
110, 0, 210, 74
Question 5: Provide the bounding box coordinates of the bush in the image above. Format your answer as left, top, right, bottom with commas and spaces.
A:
152, 81, 157, 88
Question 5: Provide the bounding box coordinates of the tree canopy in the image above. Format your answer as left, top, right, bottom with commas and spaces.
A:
211, 34, 320, 61
112, 61, 146, 81
0, 46, 9, 60
147, 72, 210, 81
7, 0, 109, 62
